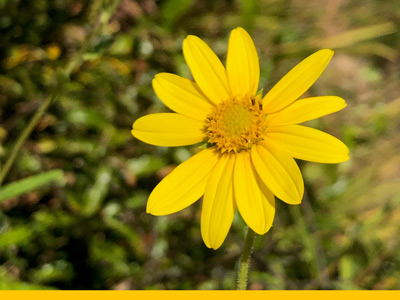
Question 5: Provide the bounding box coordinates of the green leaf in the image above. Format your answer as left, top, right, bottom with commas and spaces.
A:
82, 166, 113, 216
127, 155, 166, 178
0, 226, 32, 247
0, 267, 55, 290
0, 169, 65, 202
104, 216, 145, 257
29, 260, 74, 284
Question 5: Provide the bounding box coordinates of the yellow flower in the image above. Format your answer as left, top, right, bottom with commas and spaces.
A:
132, 27, 349, 249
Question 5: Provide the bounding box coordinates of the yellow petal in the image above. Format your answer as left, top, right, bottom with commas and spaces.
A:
147, 148, 220, 215
152, 73, 214, 121
183, 35, 231, 104
268, 96, 347, 126
266, 125, 350, 163
263, 49, 334, 114
226, 27, 260, 96
251, 142, 304, 204
201, 153, 235, 249
234, 151, 275, 235
131, 113, 205, 147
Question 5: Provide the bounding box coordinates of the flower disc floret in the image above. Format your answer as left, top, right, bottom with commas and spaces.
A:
205, 95, 266, 153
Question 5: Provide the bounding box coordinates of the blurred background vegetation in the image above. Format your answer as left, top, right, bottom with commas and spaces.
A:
0, 0, 400, 290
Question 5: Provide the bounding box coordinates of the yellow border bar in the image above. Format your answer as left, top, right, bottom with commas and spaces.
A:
1, 291, 400, 300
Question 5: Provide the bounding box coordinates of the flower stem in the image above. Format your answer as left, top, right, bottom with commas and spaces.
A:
237, 227, 256, 290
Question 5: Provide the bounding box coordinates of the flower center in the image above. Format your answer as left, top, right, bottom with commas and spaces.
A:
205, 95, 266, 153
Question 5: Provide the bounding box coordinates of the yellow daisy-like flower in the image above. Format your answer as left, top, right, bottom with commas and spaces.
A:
132, 27, 349, 249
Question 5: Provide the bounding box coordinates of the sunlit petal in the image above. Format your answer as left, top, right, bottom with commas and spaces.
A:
147, 148, 220, 215
251, 141, 304, 204
266, 125, 350, 163
131, 113, 205, 147
183, 35, 231, 104
226, 27, 260, 96
234, 151, 275, 234
153, 73, 214, 120
201, 153, 235, 249
268, 96, 346, 126
263, 49, 334, 114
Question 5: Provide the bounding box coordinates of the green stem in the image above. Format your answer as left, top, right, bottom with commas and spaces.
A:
0, 96, 54, 186
237, 227, 256, 290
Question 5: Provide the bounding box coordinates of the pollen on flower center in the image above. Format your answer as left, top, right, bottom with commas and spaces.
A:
205, 94, 266, 153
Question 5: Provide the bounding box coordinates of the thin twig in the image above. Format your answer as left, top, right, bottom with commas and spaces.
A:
0, 96, 54, 186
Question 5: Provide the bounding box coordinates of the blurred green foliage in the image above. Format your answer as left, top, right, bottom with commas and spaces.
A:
1, 0, 400, 290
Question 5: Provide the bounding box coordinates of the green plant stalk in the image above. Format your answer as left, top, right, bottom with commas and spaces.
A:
237, 227, 256, 290
0, 0, 122, 187
0, 96, 54, 186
